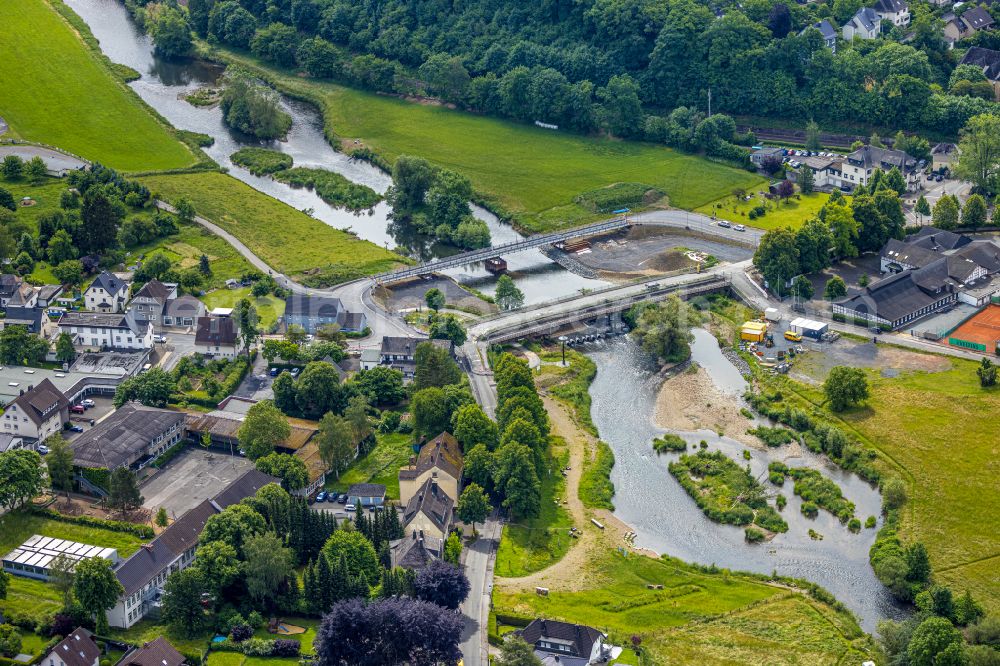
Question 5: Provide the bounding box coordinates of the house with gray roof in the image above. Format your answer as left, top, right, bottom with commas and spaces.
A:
57, 311, 153, 351
843, 7, 881, 40
194, 316, 239, 358
117, 638, 185, 666
127, 280, 177, 330
84, 272, 130, 313
108, 469, 276, 629
516, 619, 608, 666
944, 7, 996, 45
1, 306, 48, 335
45, 628, 100, 666
802, 20, 838, 50
839, 145, 919, 191
2, 378, 69, 443
874, 0, 910, 28
70, 403, 185, 471
388, 531, 444, 570
162, 294, 205, 329
959, 47, 1000, 100
401, 478, 454, 541
283, 294, 367, 334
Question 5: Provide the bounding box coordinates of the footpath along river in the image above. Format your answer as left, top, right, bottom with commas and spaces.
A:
585, 329, 905, 631
64, 0, 609, 303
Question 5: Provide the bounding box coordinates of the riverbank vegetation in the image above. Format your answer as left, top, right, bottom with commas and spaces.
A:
494, 550, 875, 665
220, 68, 291, 140
652, 433, 688, 453
788, 468, 855, 523
141, 172, 405, 286
669, 451, 788, 533
578, 441, 615, 511
230, 147, 292, 175
535, 349, 597, 436
626, 295, 702, 364
0, 0, 195, 171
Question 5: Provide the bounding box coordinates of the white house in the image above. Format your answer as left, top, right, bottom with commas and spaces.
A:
874, 0, 910, 28
194, 315, 240, 358
1, 378, 69, 442
839, 145, 920, 190
802, 20, 838, 51
843, 7, 881, 39
57, 311, 153, 351
44, 628, 100, 666
83, 272, 129, 313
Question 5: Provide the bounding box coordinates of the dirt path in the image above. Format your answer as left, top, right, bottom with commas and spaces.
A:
654, 364, 762, 449
495, 396, 653, 593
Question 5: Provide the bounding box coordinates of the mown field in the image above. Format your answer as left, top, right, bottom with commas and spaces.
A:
324, 432, 413, 499
0, 0, 194, 171
494, 551, 874, 665
790, 357, 1000, 611
142, 172, 405, 286
215, 51, 766, 232
696, 191, 843, 232
202, 287, 285, 329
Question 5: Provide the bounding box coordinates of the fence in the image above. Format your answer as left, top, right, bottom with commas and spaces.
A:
948, 337, 987, 352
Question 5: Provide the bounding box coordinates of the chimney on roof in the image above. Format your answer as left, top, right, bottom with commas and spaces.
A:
18, 389, 23, 396
408, 456, 416, 467
431, 480, 438, 496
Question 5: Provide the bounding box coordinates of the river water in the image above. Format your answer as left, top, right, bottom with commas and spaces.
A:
64, 0, 608, 303
586, 329, 905, 631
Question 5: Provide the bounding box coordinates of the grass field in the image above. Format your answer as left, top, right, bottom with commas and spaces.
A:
215, 50, 766, 232
495, 443, 574, 578
0, 178, 68, 229
142, 172, 404, 286
494, 551, 873, 664
202, 288, 285, 329
0, 0, 194, 171
325, 432, 413, 499
786, 358, 1000, 610
131, 222, 255, 291
695, 191, 841, 232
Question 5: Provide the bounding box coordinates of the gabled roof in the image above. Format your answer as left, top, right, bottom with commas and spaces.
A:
962, 6, 995, 31
882, 238, 941, 268
118, 638, 185, 666
836, 270, 947, 323
89, 271, 128, 295
846, 145, 917, 172
348, 483, 386, 498
909, 226, 971, 251
399, 432, 463, 482
70, 403, 185, 469
0, 274, 22, 297
389, 533, 442, 570
133, 279, 172, 302
6, 378, 68, 427
194, 316, 238, 346
956, 241, 1000, 274
402, 477, 454, 533
50, 628, 100, 666
874, 0, 907, 14
4, 306, 45, 331
960, 46, 1000, 81
518, 619, 604, 659
165, 295, 205, 319
58, 311, 133, 328
8, 283, 36, 307
809, 19, 837, 40
284, 294, 342, 318
848, 7, 880, 32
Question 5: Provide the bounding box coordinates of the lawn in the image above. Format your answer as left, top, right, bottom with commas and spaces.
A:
799, 360, 1000, 610
495, 443, 574, 578
695, 191, 843, 232
141, 172, 405, 286
215, 50, 766, 233
202, 288, 285, 329
0, 0, 194, 171
108, 618, 214, 656
129, 222, 256, 291
0, 178, 68, 229
324, 432, 413, 499
494, 550, 873, 664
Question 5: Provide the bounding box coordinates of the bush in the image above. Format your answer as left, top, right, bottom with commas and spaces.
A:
579, 441, 615, 510
240, 639, 275, 657
271, 640, 300, 657
745, 527, 765, 542
29, 507, 154, 538
230, 624, 253, 642
801, 501, 818, 518
865, 516, 877, 529
652, 434, 687, 453
848, 518, 861, 533
775, 494, 787, 510
748, 425, 795, 447
230, 147, 293, 176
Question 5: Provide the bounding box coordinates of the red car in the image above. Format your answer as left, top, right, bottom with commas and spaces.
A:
70, 404, 85, 414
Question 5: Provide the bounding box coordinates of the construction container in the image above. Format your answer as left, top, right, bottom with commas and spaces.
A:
764, 308, 781, 322
789, 317, 828, 340
740, 321, 768, 342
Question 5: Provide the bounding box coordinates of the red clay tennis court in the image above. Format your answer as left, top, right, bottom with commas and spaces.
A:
948, 305, 1000, 351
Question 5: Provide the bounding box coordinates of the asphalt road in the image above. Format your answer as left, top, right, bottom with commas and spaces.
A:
459, 515, 501, 666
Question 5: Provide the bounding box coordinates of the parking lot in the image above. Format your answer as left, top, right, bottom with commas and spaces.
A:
62, 396, 115, 443
141, 447, 254, 517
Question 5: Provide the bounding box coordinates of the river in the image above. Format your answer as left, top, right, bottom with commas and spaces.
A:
586, 329, 905, 631
63, 0, 609, 304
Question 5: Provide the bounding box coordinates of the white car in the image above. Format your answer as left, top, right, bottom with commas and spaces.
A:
734, 224, 746, 232
345, 503, 357, 512
82, 399, 95, 407
153, 334, 167, 344
717, 220, 731, 228
37, 445, 49, 455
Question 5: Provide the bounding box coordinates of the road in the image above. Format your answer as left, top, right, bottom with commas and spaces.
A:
459, 515, 501, 666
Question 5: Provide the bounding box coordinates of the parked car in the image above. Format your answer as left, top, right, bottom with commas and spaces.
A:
37, 445, 49, 455
328, 493, 338, 503
82, 399, 95, 408
717, 220, 731, 228
269, 367, 279, 377
337, 493, 348, 504
153, 335, 167, 344
290, 367, 301, 378
67, 425, 84, 432
70, 404, 85, 414
316, 491, 327, 502
345, 503, 356, 512
734, 224, 746, 232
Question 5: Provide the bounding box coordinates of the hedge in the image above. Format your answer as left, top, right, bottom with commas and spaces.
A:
150, 440, 188, 468
29, 506, 155, 539
80, 467, 110, 492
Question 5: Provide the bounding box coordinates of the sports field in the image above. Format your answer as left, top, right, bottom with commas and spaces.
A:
217, 51, 767, 233
0, 0, 194, 171
948, 305, 1000, 351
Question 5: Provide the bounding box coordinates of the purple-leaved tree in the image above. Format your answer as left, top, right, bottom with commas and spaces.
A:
413, 559, 471, 610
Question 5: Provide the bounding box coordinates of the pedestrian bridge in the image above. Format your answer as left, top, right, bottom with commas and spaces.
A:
370, 216, 631, 283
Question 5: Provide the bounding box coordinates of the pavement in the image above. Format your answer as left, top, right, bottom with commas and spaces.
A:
459, 515, 502, 666
156, 331, 198, 371
0, 144, 89, 175
140, 448, 254, 517
234, 353, 274, 400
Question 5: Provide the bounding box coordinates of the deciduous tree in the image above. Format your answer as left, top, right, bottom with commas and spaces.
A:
457, 483, 490, 532
316, 412, 356, 479
161, 567, 207, 637
494, 275, 524, 311
239, 400, 291, 460
413, 559, 470, 610
823, 366, 869, 411
73, 556, 124, 633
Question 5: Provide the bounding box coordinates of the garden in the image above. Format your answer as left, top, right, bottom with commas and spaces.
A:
201, 288, 285, 330
323, 432, 413, 500
171, 354, 252, 409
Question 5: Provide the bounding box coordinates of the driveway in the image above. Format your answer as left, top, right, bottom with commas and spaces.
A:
157, 331, 198, 371
460, 515, 501, 666
907, 177, 973, 224
234, 353, 274, 400
141, 448, 254, 517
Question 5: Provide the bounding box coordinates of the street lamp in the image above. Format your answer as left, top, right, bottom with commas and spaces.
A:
558, 335, 568, 367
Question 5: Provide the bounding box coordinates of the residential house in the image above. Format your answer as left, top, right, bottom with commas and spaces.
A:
388, 530, 443, 570
802, 19, 838, 50
516, 619, 609, 666
401, 478, 453, 541
797, 156, 844, 189
359, 347, 381, 371
874, 0, 910, 28
348, 483, 386, 508
959, 47, 1000, 100
36, 284, 64, 309
84, 272, 130, 313
162, 294, 205, 329
843, 7, 881, 39
57, 311, 153, 351
1, 378, 69, 443
839, 145, 920, 190
1, 306, 48, 335
70, 403, 185, 471
108, 469, 276, 629
116, 638, 186, 666
0, 434, 26, 453
127, 280, 177, 329
379, 336, 452, 378
750, 146, 784, 168
0, 275, 23, 307
931, 142, 961, 170
398, 432, 463, 506
194, 316, 240, 358
6, 280, 38, 308
44, 628, 100, 666
944, 7, 996, 45
283, 294, 368, 334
